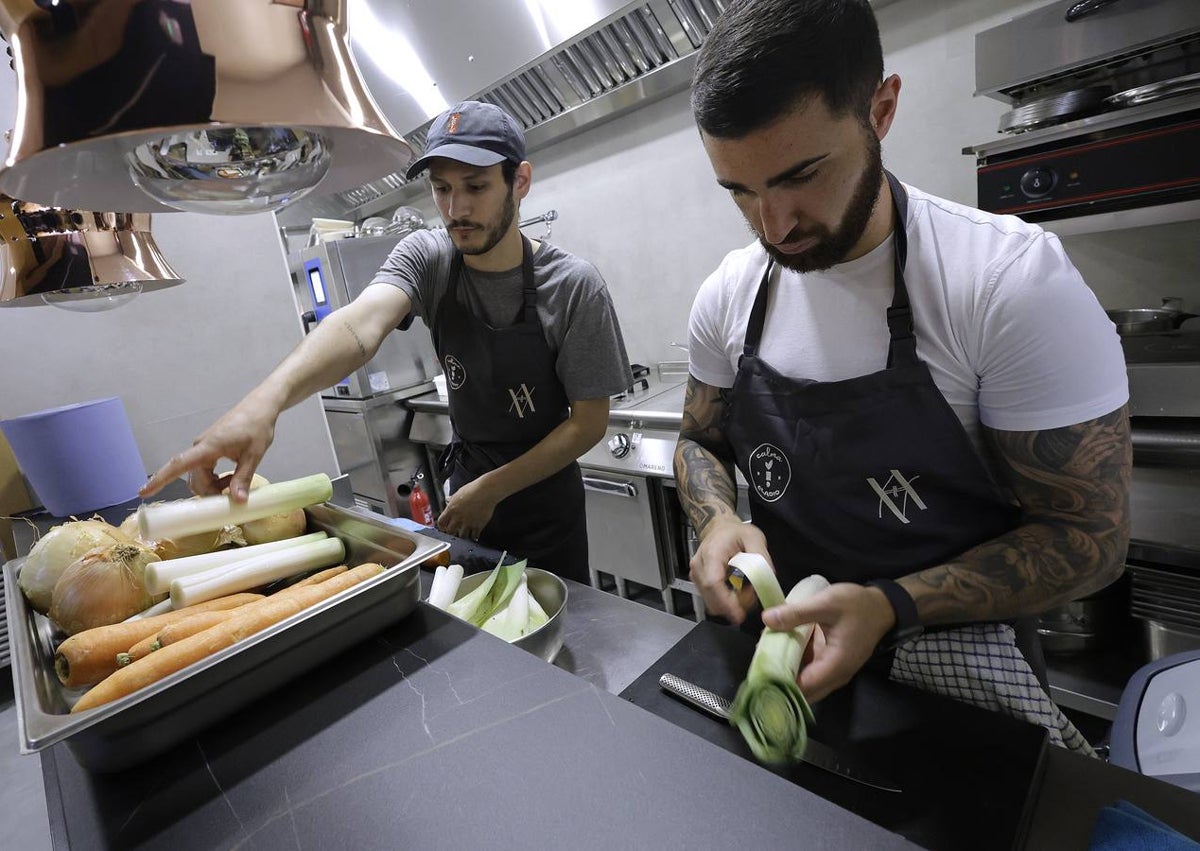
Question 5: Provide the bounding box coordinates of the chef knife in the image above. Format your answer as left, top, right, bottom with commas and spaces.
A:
659, 673, 903, 793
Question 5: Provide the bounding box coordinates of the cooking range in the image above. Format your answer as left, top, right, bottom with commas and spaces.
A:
578, 363, 750, 619
576, 364, 690, 612
966, 0, 1200, 224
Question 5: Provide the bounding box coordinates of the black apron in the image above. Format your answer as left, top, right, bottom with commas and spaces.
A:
431, 237, 589, 584
725, 172, 1046, 681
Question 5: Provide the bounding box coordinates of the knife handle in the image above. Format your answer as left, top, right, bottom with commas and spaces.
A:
659, 673, 732, 720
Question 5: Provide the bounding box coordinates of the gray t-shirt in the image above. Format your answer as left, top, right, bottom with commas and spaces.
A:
371, 229, 632, 401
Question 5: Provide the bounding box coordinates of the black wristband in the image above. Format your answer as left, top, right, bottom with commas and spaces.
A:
865, 578, 922, 651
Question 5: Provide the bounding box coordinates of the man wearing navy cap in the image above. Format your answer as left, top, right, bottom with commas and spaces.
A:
144, 102, 632, 582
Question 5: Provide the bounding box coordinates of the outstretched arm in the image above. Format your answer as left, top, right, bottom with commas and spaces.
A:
142, 283, 413, 501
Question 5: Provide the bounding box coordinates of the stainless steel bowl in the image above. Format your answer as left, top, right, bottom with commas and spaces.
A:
445, 568, 567, 662
1107, 308, 1196, 335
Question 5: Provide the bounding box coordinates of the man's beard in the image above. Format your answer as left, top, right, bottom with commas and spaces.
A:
758, 133, 884, 273
450, 191, 517, 256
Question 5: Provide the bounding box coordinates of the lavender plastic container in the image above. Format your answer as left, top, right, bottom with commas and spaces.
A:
0, 397, 146, 516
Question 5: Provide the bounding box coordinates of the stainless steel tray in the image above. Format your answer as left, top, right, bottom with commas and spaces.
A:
3, 502, 448, 772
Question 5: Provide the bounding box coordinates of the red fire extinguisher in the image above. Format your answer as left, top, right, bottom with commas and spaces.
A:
408, 474, 434, 526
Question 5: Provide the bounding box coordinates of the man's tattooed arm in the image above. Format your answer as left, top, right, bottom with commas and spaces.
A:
903, 405, 1132, 623
673, 376, 740, 536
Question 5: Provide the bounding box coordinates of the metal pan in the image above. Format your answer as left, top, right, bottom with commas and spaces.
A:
442, 567, 567, 662
3, 502, 447, 772
1107, 308, 1197, 335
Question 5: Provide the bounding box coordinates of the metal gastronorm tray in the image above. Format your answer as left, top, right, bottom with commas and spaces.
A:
3, 502, 448, 772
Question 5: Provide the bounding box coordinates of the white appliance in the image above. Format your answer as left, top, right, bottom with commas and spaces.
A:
1110, 649, 1200, 792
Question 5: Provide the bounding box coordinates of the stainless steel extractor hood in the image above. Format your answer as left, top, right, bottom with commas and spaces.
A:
0, 0, 414, 215
279, 0, 727, 223
0, 195, 182, 309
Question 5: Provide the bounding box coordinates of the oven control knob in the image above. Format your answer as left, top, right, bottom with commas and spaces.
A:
1019, 166, 1056, 199
608, 432, 631, 459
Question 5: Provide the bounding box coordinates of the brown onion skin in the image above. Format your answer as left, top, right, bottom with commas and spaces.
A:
48, 542, 164, 635
240, 509, 307, 545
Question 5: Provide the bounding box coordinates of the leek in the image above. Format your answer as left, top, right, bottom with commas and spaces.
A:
169, 536, 346, 608
138, 473, 332, 541
435, 559, 554, 642
481, 574, 530, 641
727, 553, 829, 766
446, 559, 526, 626
527, 591, 549, 631
145, 531, 328, 595
427, 563, 464, 610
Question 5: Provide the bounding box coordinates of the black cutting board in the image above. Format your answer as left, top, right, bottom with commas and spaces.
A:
620, 620, 1049, 851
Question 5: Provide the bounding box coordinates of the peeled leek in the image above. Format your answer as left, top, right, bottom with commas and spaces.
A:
481, 574, 530, 641
138, 474, 332, 541
431, 558, 551, 642
427, 563, 464, 610
727, 552, 829, 766
446, 559, 526, 626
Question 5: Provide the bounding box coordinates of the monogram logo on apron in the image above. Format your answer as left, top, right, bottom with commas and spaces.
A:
867, 470, 927, 524
507, 384, 536, 418
444, 354, 467, 390
749, 443, 791, 503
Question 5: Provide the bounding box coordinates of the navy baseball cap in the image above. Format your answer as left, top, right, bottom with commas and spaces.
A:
404, 101, 526, 180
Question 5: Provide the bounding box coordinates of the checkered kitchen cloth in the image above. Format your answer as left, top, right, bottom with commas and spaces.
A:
889, 623, 1096, 756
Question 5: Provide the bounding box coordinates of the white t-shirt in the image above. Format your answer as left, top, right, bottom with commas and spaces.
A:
688, 184, 1128, 464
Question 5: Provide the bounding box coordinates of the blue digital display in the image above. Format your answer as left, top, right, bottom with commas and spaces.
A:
303, 258, 332, 321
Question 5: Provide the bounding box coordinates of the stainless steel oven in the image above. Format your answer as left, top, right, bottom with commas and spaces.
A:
658, 479, 751, 621
1121, 331, 1200, 659
576, 368, 688, 612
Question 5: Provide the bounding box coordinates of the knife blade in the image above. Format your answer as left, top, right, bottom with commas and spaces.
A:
659, 673, 903, 794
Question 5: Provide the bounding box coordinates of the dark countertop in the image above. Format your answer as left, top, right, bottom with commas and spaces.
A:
37, 607, 913, 850
13, 490, 1200, 849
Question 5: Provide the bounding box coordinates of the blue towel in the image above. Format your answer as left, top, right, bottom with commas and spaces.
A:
1088, 800, 1200, 851
377, 516, 428, 533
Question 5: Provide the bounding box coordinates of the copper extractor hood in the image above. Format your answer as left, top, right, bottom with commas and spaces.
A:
0, 193, 183, 309
0, 0, 414, 214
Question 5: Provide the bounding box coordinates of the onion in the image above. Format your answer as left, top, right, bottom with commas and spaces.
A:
217, 471, 307, 546
17, 520, 129, 614
240, 508, 307, 545
48, 542, 165, 635
120, 504, 247, 559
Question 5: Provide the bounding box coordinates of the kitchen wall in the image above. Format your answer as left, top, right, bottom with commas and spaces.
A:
412, 0, 1199, 365
0, 68, 339, 495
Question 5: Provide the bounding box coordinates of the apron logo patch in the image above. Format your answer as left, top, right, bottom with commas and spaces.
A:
444, 355, 467, 390
507, 384, 536, 419
749, 443, 791, 503
867, 470, 927, 524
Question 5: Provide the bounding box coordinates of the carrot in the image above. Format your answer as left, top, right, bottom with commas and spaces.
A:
53, 593, 265, 688
155, 609, 239, 648
423, 550, 451, 569
289, 565, 348, 588
121, 634, 161, 666
121, 565, 348, 665
72, 563, 386, 713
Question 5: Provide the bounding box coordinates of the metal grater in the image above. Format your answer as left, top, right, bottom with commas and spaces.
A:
659, 673, 732, 719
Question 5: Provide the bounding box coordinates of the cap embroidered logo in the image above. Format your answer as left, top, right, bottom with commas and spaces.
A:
447, 112, 462, 134
749, 443, 791, 503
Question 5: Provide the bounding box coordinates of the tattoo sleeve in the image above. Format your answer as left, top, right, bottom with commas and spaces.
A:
906, 405, 1132, 623
673, 376, 740, 536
